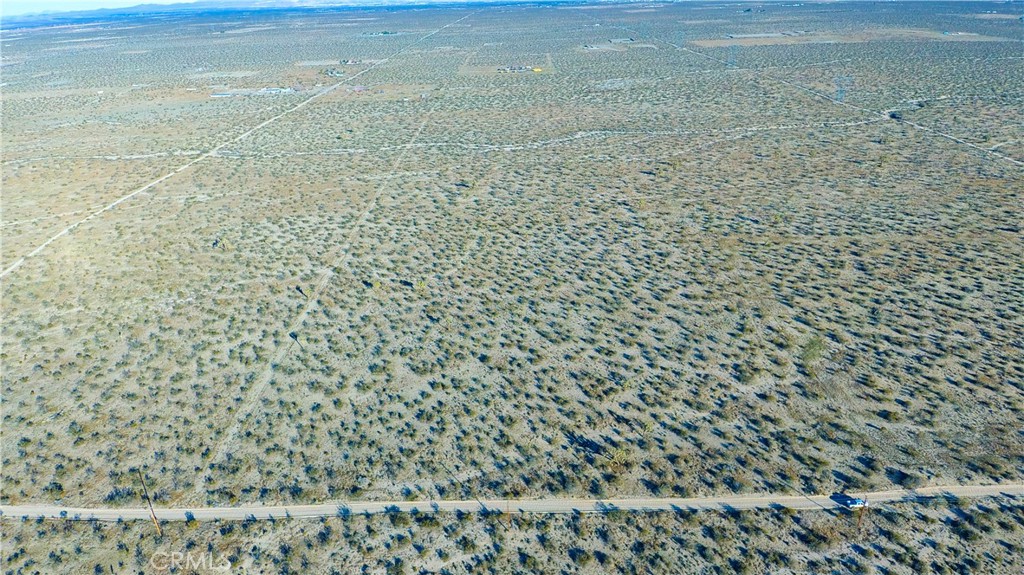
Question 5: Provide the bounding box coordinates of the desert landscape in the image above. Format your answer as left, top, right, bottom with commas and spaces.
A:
2, 0, 1022, 573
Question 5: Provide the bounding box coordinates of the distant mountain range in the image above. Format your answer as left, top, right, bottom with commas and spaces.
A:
2, 0, 600, 26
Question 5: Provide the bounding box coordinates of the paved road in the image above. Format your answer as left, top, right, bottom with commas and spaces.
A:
3, 484, 1020, 523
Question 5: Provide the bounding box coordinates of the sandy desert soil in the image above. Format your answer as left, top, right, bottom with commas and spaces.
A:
1, 1, 1022, 573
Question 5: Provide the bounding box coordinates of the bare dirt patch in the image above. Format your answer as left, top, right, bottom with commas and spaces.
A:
971, 13, 1022, 20
693, 28, 1010, 47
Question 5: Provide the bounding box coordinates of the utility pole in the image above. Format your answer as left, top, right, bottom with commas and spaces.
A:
138, 469, 163, 537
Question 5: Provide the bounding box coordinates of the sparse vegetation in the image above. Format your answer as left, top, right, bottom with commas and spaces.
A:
2, 0, 1022, 572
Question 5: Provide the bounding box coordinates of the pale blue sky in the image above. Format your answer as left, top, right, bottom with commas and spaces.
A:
2, 0, 195, 16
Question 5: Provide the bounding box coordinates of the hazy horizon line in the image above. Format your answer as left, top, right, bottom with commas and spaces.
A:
6, 0, 996, 20
4, 0, 565, 19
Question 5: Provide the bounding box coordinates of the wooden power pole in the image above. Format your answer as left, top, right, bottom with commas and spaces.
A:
137, 469, 163, 537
